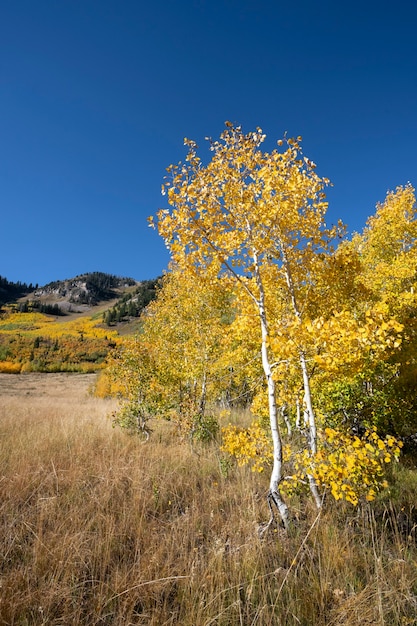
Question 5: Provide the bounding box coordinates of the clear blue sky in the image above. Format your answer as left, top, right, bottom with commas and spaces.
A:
1, 0, 416, 285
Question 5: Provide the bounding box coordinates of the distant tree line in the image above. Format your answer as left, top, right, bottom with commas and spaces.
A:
103, 278, 161, 326
76, 272, 136, 304
0, 276, 37, 307
17, 301, 66, 316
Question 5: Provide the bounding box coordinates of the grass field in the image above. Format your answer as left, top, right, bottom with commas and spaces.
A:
1, 373, 416, 625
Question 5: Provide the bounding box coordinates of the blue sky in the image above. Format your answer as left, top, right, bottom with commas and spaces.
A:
1, 0, 416, 285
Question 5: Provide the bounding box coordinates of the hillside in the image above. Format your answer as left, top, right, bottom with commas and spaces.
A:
25, 271, 138, 314
0, 272, 160, 373
1, 272, 139, 313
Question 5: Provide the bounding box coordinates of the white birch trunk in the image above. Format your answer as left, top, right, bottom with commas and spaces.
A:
300, 352, 317, 455
281, 246, 322, 509
253, 253, 290, 530
296, 396, 301, 429
281, 403, 292, 437
299, 351, 322, 508
261, 326, 290, 529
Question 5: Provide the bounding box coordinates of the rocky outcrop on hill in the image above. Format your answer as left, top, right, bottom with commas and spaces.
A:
33, 272, 137, 306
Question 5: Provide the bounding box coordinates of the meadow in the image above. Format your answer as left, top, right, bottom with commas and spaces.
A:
1, 373, 416, 625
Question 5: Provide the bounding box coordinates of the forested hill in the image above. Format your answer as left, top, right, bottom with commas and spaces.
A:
0, 276, 37, 304
0, 271, 161, 322
0, 272, 140, 307
34, 272, 137, 305
0, 272, 162, 374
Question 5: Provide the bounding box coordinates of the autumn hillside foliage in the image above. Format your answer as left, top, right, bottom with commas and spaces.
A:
108, 124, 417, 530
0, 310, 119, 373
0, 275, 161, 373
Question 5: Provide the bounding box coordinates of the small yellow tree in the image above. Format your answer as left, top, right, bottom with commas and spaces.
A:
151, 123, 339, 528
109, 266, 235, 441
342, 184, 417, 437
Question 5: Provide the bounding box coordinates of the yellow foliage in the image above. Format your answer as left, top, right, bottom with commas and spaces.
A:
270, 309, 403, 377
93, 371, 124, 398
221, 421, 274, 473
293, 428, 402, 505
0, 308, 120, 373
0, 309, 119, 340
222, 421, 402, 506
350, 184, 417, 317
0, 361, 22, 373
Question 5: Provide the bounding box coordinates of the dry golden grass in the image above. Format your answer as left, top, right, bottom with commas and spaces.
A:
1, 373, 416, 625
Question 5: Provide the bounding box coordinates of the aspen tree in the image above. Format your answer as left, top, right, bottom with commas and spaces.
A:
151, 123, 336, 528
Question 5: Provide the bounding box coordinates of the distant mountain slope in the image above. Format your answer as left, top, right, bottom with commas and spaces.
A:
0, 272, 161, 325
0, 272, 161, 373
33, 272, 137, 307
102, 277, 161, 326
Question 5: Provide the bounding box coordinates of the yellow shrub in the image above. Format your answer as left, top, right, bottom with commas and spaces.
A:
0, 361, 22, 373
222, 421, 402, 505
94, 371, 124, 398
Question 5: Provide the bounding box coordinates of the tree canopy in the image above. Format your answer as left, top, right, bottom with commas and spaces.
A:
110, 124, 413, 529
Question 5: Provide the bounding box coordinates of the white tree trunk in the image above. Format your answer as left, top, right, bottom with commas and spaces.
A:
299, 351, 322, 508
261, 328, 290, 529
281, 247, 322, 509
254, 253, 290, 530
300, 352, 317, 455
281, 403, 292, 437
296, 396, 301, 429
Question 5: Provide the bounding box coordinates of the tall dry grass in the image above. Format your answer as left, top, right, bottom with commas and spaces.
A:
1, 373, 416, 625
